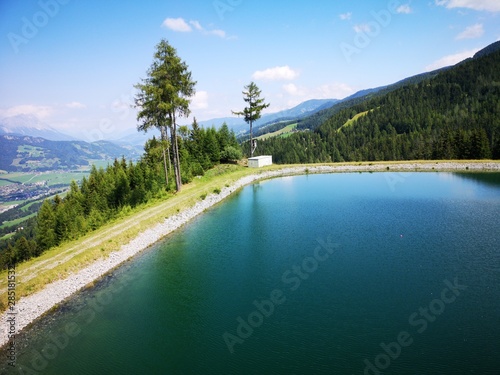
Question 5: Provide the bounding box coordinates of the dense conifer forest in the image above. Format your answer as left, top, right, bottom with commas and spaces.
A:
257, 47, 500, 163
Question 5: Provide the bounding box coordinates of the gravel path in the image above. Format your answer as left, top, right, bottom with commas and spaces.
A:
1, 162, 499, 347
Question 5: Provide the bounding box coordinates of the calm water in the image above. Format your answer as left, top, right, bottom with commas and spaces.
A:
2, 172, 500, 375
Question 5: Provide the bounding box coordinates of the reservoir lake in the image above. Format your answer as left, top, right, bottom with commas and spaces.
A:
3, 172, 500, 374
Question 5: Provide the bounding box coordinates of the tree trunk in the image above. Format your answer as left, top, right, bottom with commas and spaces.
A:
166, 137, 172, 172
250, 120, 253, 157
174, 132, 182, 189
160, 127, 169, 188
170, 114, 182, 192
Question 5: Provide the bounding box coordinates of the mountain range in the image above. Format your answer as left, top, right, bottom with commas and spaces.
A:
0, 115, 76, 142
0, 135, 140, 172
0, 98, 340, 171
197, 99, 339, 134
2, 40, 498, 171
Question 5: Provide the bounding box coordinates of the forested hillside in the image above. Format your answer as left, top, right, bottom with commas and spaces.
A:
0, 124, 241, 268
257, 44, 500, 163
0, 135, 140, 172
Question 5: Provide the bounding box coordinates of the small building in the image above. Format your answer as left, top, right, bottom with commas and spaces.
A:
248, 155, 272, 168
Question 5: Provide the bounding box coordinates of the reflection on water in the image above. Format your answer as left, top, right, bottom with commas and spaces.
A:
455, 172, 500, 187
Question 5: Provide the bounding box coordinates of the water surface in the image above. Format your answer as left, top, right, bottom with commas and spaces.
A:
3, 172, 500, 374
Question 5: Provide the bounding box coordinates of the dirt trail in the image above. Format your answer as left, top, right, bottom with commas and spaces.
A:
0, 185, 205, 295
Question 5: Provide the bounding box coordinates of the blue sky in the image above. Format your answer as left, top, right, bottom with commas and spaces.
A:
0, 0, 499, 141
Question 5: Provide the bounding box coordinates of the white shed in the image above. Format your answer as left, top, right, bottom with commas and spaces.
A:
248, 155, 273, 168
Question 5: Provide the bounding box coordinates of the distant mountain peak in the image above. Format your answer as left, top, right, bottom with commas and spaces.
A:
0, 115, 75, 141
1, 114, 50, 129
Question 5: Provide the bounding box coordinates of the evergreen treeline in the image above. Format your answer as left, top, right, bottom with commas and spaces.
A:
0, 123, 241, 268
257, 48, 500, 163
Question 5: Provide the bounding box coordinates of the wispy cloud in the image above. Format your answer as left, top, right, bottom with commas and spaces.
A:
353, 24, 372, 33
253, 66, 300, 81
283, 83, 305, 96
0, 105, 53, 119
456, 23, 484, 39
162, 17, 231, 39
209, 29, 226, 38
66, 101, 86, 109
191, 91, 209, 110
396, 4, 412, 14
189, 20, 203, 31
425, 48, 479, 70
435, 0, 500, 12
283, 82, 354, 100
317, 83, 355, 99
339, 12, 352, 21
162, 17, 192, 32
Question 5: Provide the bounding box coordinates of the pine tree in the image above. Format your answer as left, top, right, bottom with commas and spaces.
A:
35, 200, 57, 251
14, 237, 36, 262
232, 82, 270, 157
135, 39, 196, 192
204, 127, 221, 164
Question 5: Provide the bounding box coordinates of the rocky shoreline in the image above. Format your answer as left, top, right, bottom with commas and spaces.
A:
1, 161, 499, 347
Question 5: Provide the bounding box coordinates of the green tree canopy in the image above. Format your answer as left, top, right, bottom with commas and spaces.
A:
135, 39, 196, 192
232, 82, 270, 157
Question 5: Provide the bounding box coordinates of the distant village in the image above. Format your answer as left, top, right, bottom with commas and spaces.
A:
0, 181, 65, 213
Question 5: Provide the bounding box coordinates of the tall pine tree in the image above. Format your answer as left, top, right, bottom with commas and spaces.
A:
232, 82, 270, 157
134, 39, 196, 192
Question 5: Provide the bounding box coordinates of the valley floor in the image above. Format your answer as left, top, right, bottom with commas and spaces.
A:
1, 160, 500, 347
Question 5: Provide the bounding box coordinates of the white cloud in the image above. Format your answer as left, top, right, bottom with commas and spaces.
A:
283, 83, 305, 96
0, 105, 53, 119
189, 20, 203, 31
316, 83, 355, 99
209, 29, 226, 38
396, 4, 412, 14
163, 18, 230, 39
456, 23, 484, 39
65, 101, 86, 109
282, 82, 355, 100
339, 12, 352, 20
191, 91, 209, 110
435, 0, 500, 12
162, 18, 192, 32
425, 48, 479, 70
353, 24, 372, 33
252, 66, 300, 81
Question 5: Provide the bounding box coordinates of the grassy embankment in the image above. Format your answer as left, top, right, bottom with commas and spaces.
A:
0, 160, 498, 311
0, 164, 255, 311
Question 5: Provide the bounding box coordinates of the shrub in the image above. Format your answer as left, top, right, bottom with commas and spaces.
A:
220, 146, 243, 163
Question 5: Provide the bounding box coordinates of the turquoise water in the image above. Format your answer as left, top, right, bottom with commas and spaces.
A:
2, 172, 500, 374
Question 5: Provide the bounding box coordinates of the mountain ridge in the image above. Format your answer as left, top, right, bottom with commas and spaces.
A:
0, 115, 76, 142
197, 98, 338, 133
0, 134, 140, 172
256, 40, 500, 162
